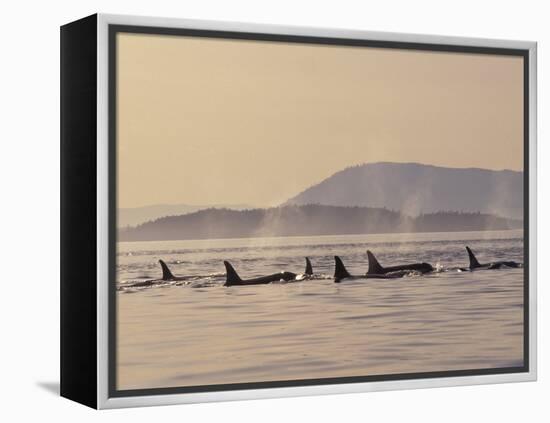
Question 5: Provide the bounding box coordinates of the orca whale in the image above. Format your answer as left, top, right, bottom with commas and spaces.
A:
224, 258, 312, 286
158, 259, 199, 281
466, 246, 521, 270
334, 256, 408, 282
366, 250, 433, 275
122, 260, 194, 288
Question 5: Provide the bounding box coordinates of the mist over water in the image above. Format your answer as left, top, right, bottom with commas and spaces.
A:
116, 230, 524, 390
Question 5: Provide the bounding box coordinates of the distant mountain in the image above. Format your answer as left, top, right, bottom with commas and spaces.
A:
118, 203, 253, 228
119, 205, 521, 242
284, 162, 523, 219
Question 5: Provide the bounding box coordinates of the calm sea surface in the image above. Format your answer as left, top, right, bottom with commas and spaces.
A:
116, 230, 524, 390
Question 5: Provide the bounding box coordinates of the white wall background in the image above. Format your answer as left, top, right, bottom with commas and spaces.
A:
0, 0, 546, 421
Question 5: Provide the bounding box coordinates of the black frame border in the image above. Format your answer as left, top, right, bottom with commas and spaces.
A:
60, 14, 98, 409
107, 24, 530, 399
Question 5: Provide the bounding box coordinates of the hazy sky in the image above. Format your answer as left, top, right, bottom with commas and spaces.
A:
117, 33, 523, 209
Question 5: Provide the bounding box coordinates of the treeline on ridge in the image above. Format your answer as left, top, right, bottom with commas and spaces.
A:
118, 204, 522, 242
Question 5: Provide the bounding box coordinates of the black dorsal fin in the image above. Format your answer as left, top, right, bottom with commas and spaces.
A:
159, 260, 175, 281
334, 256, 351, 281
466, 246, 481, 269
224, 261, 242, 286
305, 257, 313, 275
366, 250, 384, 275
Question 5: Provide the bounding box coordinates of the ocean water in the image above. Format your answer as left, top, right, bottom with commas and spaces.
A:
116, 230, 524, 390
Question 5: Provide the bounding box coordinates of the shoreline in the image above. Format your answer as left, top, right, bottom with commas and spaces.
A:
117, 228, 524, 246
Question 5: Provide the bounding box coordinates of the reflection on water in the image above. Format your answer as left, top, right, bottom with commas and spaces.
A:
116, 230, 524, 390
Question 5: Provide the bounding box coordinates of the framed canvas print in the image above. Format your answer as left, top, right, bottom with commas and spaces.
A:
60, 13, 537, 409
